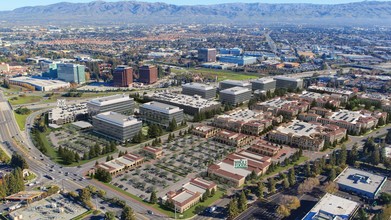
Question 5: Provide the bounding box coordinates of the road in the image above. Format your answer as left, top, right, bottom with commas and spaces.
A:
0, 91, 163, 220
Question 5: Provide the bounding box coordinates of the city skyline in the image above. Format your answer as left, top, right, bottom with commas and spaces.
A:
1, 0, 390, 11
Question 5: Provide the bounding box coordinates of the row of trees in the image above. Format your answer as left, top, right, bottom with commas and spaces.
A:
0, 168, 25, 198
227, 191, 248, 219
193, 108, 222, 122
15, 107, 31, 115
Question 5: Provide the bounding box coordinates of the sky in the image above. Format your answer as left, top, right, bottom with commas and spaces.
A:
0, 0, 389, 11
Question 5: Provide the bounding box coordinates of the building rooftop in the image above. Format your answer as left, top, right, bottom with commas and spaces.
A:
220, 80, 251, 87
71, 121, 92, 129
182, 82, 215, 91
140, 101, 183, 114
88, 94, 133, 106
9, 77, 70, 87
94, 112, 141, 127
216, 109, 263, 122
308, 86, 353, 96
277, 120, 320, 137
220, 86, 251, 95
145, 91, 220, 109
260, 98, 296, 108
273, 76, 303, 82
335, 167, 387, 196
329, 110, 366, 124
303, 193, 359, 220
251, 78, 276, 84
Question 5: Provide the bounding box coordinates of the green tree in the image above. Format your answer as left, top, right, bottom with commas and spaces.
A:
228, 198, 239, 219
121, 206, 136, 220
348, 144, 359, 165
104, 211, 116, 220
79, 188, 91, 204
371, 149, 380, 166
238, 191, 247, 212
283, 177, 290, 189
379, 192, 391, 205
10, 153, 29, 170
256, 183, 264, 198
268, 177, 276, 193
168, 118, 178, 132
94, 168, 112, 183
329, 168, 336, 181
288, 168, 296, 186
339, 145, 347, 165
355, 208, 367, 220
150, 191, 157, 204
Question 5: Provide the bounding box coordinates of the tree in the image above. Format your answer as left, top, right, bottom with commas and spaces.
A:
105, 211, 116, 220
268, 177, 276, 194
10, 153, 29, 170
79, 188, 91, 204
276, 205, 290, 217
283, 177, 290, 189
238, 191, 247, 212
256, 183, 264, 198
288, 168, 296, 186
356, 208, 367, 220
338, 145, 347, 165
324, 181, 339, 194
228, 198, 239, 219
329, 168, 336, 181
379, 192, 391, 205
280, 195, 300, 210
121, 206, 136, 220
94, 168, 112, 183
371, 149, 380, 165
297, 178, 319, 195
348, 144, 359, 165
150, 191, 157, 204
305, 162, 311, 177
168, 118, 178, 132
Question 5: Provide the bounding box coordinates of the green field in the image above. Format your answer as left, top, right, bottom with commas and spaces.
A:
9, 95, 42, 105
172, 67, 259, 81
13, 111, 30, 131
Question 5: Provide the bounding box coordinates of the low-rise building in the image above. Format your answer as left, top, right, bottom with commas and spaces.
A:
92, 112, 142, 142
208, 150, 271, 187
250, 78, 276, 91
182, 83, 217, 100
8, 77, 70, 91
274, 76, 303, 90
219, 80, 251, 90
213, 130, 255, 147
139, 101, 184, 128
142, 146, 163, 159
335, 167, 387, 199
144, 91, 221, 115
192, 125, 221, 138
255, 97, 310, 119
218, 56, 257, 66
302, 193, 359, 220
93, 152, 144, 176
248, 140, 280, 157
219, 86, 252, 106
48, 103, 88, 125
87, 94, 135, 116
307, 86, 354, 99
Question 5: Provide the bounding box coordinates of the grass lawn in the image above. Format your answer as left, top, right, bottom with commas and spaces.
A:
9, 95, 42, 105
70, 210, 95, 220
262, 156, 309, 179
103, 182, 224, 219
24, 172, 37, 181
0, 146, 10, 163
172, 67, 259, 81
13, 111, 30, 131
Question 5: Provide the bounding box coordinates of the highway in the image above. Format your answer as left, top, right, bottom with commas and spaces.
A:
0, 91, 163, 220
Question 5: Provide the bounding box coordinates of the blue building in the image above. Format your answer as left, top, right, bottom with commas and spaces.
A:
219, 48, 242, 56
335, 167, 387, 199
57, 63, 86, 84
219, 56, 257, 66
42, 63, 58, 79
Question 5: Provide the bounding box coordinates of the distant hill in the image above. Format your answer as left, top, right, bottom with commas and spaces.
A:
1, 1, 391, 26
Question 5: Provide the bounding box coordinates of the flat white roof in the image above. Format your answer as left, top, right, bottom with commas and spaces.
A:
173, 191, 195, 203
182, 183, 206, 195
277, 120, 319, 137
9, 77, 70, 87
220, 86, 251, 95
220, 80, 251, 87
335, 167, 387, 195
303, 193, 359, 220
217, 161, 250, 178
94, 112, 141, 127
274, 76, 303, 82
88, 94, 132, 106
140, 101, 183, 114
329, 110, 366, 124
251, 78, 275, 84
260, 98, 295, 108
182, 82, 215, 91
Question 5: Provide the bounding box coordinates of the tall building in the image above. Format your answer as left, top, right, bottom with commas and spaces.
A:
113, 66, 133, 87
198, 48, 217, 62
219, 80, 252, 90
139, 65, 158, 84
139, 101, 184, 128
273, 76, 303, 90
57, 63, 86, 84
92, 112, 142, 142
219, 86, 252, 106
250, 78, 276, 91
182, 83, 217, 100
87, 94, 135, 116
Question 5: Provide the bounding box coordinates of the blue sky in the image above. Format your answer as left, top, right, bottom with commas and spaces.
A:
1, 0, 389, 11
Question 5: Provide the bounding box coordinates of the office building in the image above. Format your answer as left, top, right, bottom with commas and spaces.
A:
139, 101, 184, 128
92, 112, 142, 142
113, 66, 133, 87
198, 48, 217, 62
139, 65, 158, 84
219, 48, 242, 56
219, 56, 257, 66
274, 76, 303, 90
182, 83, 216, 100
250, 78, 276, 91
57, 63, 86, 84
87, 94, 134, 116
144, 91, 221, 115
219, 86, 252, 106
48, 103, 88, 125
219, 80, 251, 90
303, 193, 359, 220
8, 77, 70, 91
335, 167, 387, 199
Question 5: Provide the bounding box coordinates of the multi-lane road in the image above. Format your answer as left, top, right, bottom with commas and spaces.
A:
0, 91, 164, 220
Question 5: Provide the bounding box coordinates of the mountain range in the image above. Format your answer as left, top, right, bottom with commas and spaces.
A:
1, 1, 391, 26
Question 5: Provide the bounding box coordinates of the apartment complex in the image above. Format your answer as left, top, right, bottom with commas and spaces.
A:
255, 97, 310, 119
113, 65, 133, 87
57, 63, 86, 84
139, 65, 158, 84
247, 140, 281, 157
92, 112, 142, 142
208, 150, 271, 187
144, 91, 221, 115
191, 125, 221, 138
219, 80, 252, 90
219, 86, 252, 106
182, 83, 216, 100
213, 130, 255, 147
139, 101, 184, 128
87, 94, 135, 116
